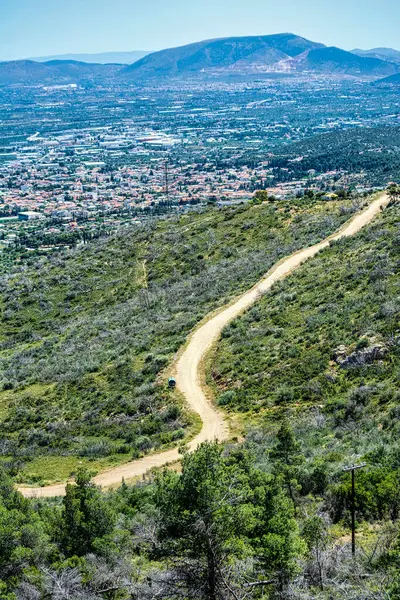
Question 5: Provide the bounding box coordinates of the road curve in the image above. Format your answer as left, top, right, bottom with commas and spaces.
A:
19, 193, 389, 498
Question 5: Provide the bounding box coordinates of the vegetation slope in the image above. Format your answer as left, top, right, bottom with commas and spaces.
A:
212, 199, 400, 524
270, 125, 400, 186
0, 198, 399, 600
0, 197, 353, 484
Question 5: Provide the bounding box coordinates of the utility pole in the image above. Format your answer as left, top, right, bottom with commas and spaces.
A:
342, 463, 366, 556
165, 159, 169, 204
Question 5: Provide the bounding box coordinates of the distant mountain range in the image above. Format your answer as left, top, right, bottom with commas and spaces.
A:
1, 34, 399, 85
29, 50, 151, 65
351, 47, 400, 64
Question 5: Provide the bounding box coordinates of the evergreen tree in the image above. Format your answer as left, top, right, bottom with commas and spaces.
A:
61, 469, 115, 556
155, 442, 304, 599
270, 419, 305, 507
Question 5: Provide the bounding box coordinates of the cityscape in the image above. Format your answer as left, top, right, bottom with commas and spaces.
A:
1, 75, 399, 263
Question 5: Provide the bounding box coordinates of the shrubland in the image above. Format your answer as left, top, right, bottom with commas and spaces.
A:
269, 126, 400, 186
0, 197, 398, 599
207, 199, 400, 596
0, 197, 354, 483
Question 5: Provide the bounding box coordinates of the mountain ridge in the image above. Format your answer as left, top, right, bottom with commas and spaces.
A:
0, 59, 121, 84
1, 34, 399, 85
352, 47, 400, 63
29, 50, 151, 65
121, 33, 324, 77
122, 33, 400, 78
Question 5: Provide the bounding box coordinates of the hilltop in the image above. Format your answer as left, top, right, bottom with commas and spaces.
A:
352, 46, 400, 63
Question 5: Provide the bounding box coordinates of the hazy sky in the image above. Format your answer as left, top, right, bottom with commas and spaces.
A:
1, 0, 399, 61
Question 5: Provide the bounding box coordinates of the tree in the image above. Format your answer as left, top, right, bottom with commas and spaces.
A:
154, 442, 304, 599
254, 490, 305, 593
302, 515, 329, 590
253, 190, 269, 204
154, 443, 251, 599
269, 420, 305, 507
0, 469, 51, 593
61, 469, 115, 557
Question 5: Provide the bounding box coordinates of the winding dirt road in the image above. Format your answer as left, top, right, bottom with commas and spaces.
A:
19, 193, 389, 498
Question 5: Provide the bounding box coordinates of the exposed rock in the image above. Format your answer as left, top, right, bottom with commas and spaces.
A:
333, 345, 347, 363
334, 342, 389, 369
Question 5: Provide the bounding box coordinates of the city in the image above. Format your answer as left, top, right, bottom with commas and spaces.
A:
1, 75, 399, 263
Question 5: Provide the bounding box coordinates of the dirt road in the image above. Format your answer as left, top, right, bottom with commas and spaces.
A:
19, 193, 389, 498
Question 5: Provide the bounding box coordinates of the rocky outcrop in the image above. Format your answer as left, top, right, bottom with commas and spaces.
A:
334, 341, 389, 369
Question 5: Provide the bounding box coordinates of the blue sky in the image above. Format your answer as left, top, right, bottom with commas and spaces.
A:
1, 0, 399, 61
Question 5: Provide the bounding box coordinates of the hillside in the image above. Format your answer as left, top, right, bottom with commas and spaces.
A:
352, 47, 400, 63
1, 199, 400, 600
0, 198, 353, 485
269, 125, 400, 186
0, 60, 60, 84
30, 50, 151, 65
295, 46, 399, 76
123, 34, 399, 78
376, 72, 400, 85
211, 199, 400, 490
42, 59, 122, 76
0, 59, 121, 84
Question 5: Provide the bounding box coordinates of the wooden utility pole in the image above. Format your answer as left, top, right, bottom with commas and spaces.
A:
342, 463, 366, 556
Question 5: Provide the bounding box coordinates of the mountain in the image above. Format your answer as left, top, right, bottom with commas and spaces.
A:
122, 34, 400, 79
293, 46, 399, 76
121, 33, 324, 77
352, 47, 400, 63
1, 35, 399, 85
375, 72, 400, 85
30, 50, 151, 65
0, 59, 121, 84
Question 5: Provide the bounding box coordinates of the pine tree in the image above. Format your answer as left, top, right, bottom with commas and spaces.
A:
270, 419, 305, 507
61, 469, 115, 556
